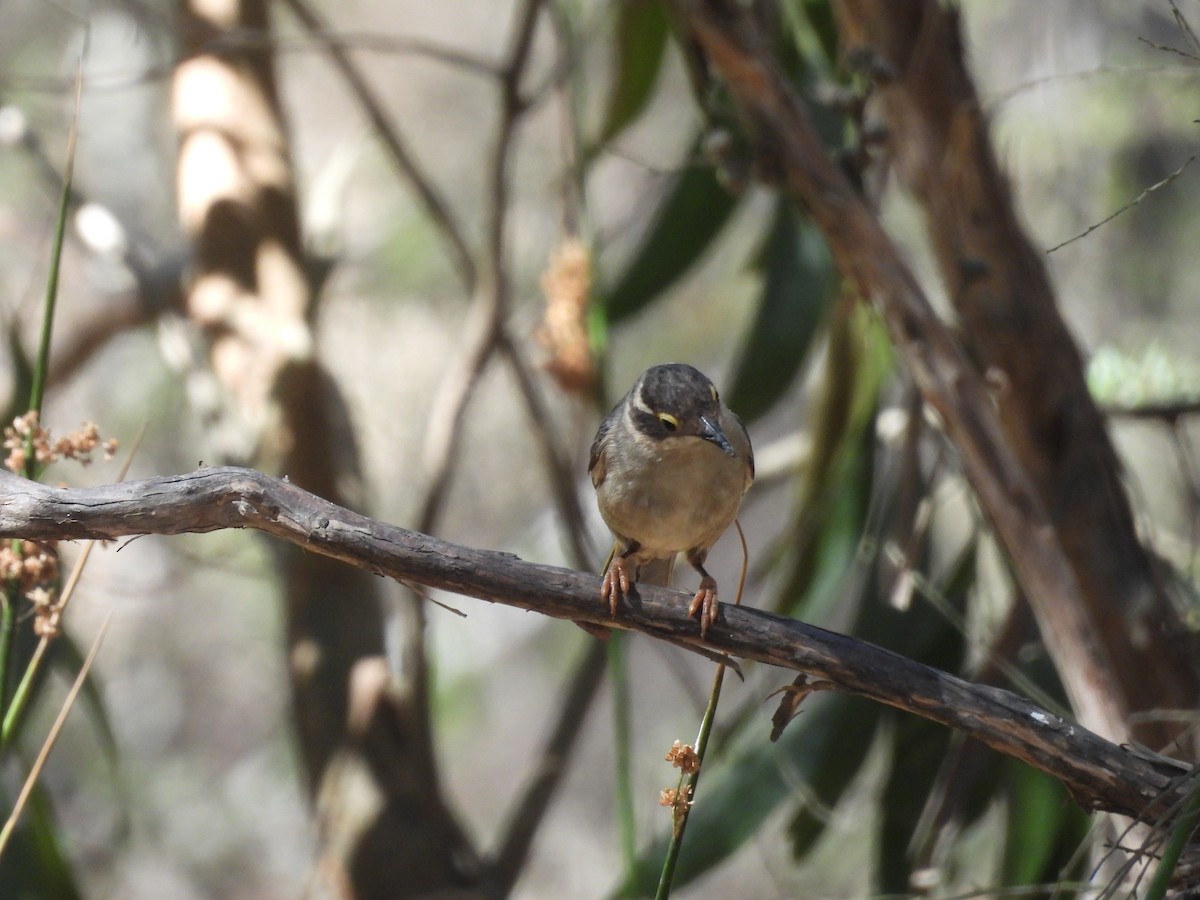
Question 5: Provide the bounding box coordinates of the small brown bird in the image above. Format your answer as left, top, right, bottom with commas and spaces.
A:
589, 363, 754, 636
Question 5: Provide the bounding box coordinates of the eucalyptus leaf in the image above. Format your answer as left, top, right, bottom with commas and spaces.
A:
595, 2, 670, 148
878, 716, 955, 893
728, 202, 835, 423
1001, 759, 1090, 889
604, 154, 740, 323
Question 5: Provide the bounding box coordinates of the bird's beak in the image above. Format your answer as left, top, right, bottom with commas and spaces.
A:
699, 416, 737, 457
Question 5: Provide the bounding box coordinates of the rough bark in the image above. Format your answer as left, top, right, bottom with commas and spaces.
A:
834, 0, 1200, 757
662, 0, 1192, 756
173, 3, 471, 894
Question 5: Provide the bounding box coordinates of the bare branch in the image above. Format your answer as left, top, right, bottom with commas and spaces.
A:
499, 335, 593, 571
489, 639, 607, 893
665, 0, 1134, 747
416, 0, 547, 536
0, 465, 1190, 826
278, 0, 478, 292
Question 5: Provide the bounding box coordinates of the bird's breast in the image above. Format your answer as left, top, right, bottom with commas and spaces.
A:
596, 437, 747, 558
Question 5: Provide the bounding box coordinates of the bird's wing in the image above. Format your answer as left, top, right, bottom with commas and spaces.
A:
588, 410, 614, 488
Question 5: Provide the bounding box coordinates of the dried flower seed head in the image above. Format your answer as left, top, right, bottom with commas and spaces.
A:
665, 740, 701, 774
536, 237, 596, 395
0, 546, 22, 581
21, 544, 58, 586
3, 412, 117, 473
31, 585, 63, 639
658, 784, 694, 811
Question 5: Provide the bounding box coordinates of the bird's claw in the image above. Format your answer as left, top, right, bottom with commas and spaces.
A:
688, 576, 720, 638
601, 556, 635, 619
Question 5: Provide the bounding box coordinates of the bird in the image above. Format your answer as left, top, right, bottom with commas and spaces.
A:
589, 363, 754, 637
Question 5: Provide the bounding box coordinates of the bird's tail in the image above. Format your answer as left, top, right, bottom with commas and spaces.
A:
637, 555, 675, 588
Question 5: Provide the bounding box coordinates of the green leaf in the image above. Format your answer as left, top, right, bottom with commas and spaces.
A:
603, 154, 740, 323
5, 326, 35, 424
878, 715, 955, 893
785, 695, 881, 858
0, 781, 82, 899
1001, 759, 1090, 889
769, 303, 892, 622
728, 201, 836, 423
596, 1, 670, 147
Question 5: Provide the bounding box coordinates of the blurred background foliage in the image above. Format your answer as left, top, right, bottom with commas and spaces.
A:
0, 0, 1199, 897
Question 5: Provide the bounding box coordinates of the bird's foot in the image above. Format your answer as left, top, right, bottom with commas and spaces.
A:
688, 575, 720, 638
601, 555, 636, 619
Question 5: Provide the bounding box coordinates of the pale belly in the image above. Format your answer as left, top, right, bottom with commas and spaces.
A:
596, 437, 747, 559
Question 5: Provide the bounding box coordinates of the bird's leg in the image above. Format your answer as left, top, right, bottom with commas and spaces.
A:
686, 549, 719, 637
601, 543, 641, 619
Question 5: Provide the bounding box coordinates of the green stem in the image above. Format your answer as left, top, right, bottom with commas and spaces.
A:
655, 660, 728, 900
656, 525, 746, 899
1, 625, 49, 751
28, 61, 81, 423
0, 585, 14, 720
1, 58, 83, 755
609, 633, 638, 896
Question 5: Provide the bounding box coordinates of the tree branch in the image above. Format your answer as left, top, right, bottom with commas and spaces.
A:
833, 0, 1200, 755
279, 0, 479, 293
665, 0, 1132, 747
0, 465, 1190, 825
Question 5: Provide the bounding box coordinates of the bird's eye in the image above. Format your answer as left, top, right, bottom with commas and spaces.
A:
658, 413, 679, 432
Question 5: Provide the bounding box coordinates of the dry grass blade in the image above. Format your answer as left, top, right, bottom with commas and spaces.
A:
0, 614, 111, 858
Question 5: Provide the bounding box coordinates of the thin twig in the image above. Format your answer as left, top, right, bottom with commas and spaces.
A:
1136, 36, 1200, 64
399, 3, 549, 861
224, 30, 504, 78
1047, 152, 1200, 253
279, 0, 478, 292
985, 64, 1195, 111
498, 336, 593, 570
416, 0, 546, 535
490, 638, 608, 892
1171, 0, 1200, 54
4, 32, 501, 95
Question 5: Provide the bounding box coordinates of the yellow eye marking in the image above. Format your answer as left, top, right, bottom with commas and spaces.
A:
658, 413, 679, 432
709, 385, 719, 402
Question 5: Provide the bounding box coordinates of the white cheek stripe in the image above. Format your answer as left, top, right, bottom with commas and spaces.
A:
631, 381, 654, 416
